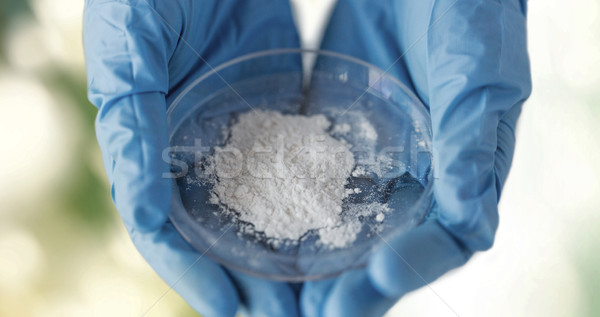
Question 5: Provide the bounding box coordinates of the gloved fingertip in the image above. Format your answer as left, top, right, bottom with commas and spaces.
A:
228, 270, 299, 317
193, 294, 239, 317
321, 270, 395, 317
300, 279, 336, 317
367, 243, 416, 298
183, 287, 238, 317
367, 221, 469, 299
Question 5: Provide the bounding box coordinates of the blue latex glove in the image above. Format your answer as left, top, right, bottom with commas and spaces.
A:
301, 0, 532, 316
83, 1, 303, 316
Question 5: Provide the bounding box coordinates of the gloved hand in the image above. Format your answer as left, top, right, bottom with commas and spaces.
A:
83, 1, 303, 316
301, 0, 532, 316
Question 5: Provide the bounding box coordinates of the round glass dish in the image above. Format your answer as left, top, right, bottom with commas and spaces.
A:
167, 49, 433, 281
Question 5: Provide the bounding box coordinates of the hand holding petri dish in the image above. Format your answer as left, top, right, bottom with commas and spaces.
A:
167, 49, 433, 281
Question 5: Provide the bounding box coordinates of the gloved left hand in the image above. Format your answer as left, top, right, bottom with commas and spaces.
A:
83, 1, 303, 316
301, 0, 532, 316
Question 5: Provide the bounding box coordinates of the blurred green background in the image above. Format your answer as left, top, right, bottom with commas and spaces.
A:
0, 0, 598, 316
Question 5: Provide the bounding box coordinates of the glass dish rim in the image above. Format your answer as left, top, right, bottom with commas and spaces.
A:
167, 48, 429, 119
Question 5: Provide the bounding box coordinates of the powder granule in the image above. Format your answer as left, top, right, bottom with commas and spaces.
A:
209, 110, 355, 242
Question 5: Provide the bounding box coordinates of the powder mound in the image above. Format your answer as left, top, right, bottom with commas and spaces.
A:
207, 110, 386, 248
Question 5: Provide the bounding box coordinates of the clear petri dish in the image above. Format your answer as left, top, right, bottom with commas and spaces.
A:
167, 49, 433, 281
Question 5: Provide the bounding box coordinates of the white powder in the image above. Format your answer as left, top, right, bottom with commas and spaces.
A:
359, 121, 378, 141
207, 110, 387, 248
332, 123, 351, 134
319, 202, 389, 248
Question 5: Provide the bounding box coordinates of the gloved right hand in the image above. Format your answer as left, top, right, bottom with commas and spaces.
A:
301, 0, 531, 316
83, 1, 302, 316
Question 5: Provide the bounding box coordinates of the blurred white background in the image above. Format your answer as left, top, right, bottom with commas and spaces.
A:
0, 0, 598, 316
